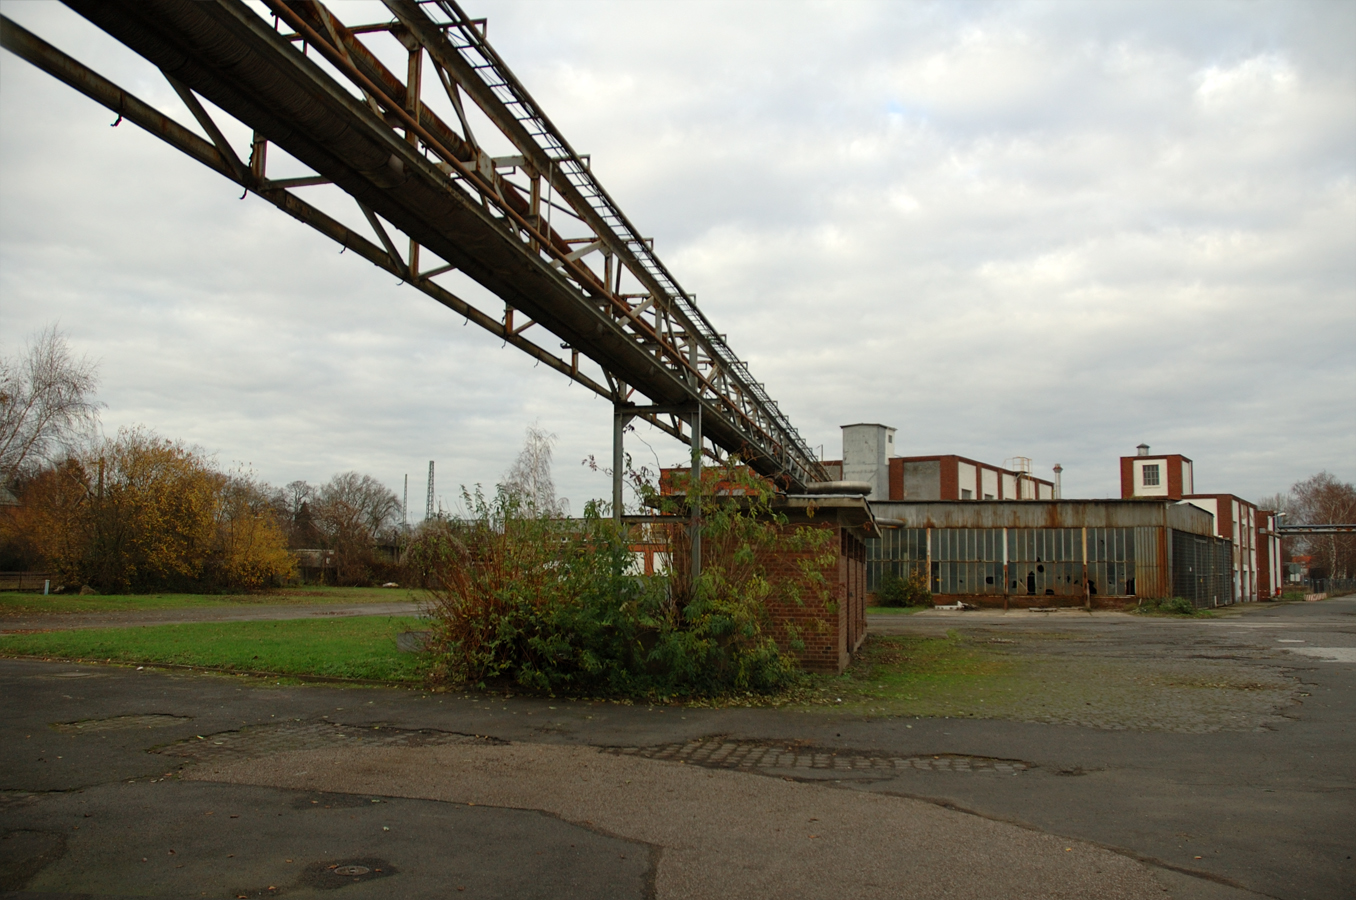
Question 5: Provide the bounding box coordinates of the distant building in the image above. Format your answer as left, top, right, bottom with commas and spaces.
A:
1119, 444, 1279, 602
822, 424, 1055, 502
1256, 510, 1284, 599
845, 428, 1277, 608
1120, 443, 1194, 499
866, 498, 1232, 609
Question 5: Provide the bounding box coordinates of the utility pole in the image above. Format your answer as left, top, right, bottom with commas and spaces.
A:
402, 474, 409, 531
425, 461, 435, 521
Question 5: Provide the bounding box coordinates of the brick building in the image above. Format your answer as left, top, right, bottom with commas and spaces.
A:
845, 428, 1273, 609
763, 494, 872, 674
657, 468, 874, 674
1119, 444, 1280, 601
1256, 510, 1284, 599
823, 424, 1055, 502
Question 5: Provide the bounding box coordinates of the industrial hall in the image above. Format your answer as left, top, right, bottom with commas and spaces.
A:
820, 424, 1280, 610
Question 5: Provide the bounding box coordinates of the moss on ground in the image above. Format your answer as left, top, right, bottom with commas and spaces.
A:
794, 631, 1295, 732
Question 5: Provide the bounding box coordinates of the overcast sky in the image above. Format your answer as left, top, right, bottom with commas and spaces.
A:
2, 0, 1353, 514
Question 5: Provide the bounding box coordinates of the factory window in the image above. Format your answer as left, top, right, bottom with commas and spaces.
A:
1142, 464, 1160, 487
961, 489, 973, 500
984, 493, 994, 500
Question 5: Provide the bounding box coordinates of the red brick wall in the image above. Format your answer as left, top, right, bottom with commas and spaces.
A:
1165, 455, 1184, 499
889, 458, 903, 501
760, 516, 866, 674
940, 457, 959, 501
1122, 454, 1188, 499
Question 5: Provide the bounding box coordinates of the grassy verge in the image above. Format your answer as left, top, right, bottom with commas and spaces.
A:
0, 585, 420, 617
865, 605, 930, 615
0, 615, 428, 683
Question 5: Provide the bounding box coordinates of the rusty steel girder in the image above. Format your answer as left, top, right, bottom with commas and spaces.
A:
2, 0, 829, 490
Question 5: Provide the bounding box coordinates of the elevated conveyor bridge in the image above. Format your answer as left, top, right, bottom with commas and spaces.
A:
2, 1, 829, 506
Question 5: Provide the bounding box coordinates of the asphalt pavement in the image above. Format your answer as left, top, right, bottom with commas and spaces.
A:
2, 596, 1353, 899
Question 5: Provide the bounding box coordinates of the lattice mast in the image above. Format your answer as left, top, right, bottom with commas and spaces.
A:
425, 461, 435, 521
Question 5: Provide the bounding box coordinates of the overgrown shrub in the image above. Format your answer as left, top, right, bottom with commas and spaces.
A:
411, 487, 652, 694
875, 568, 931, 607
413, 461, 835, 697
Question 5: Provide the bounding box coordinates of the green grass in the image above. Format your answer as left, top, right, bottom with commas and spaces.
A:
798, 631, 1015, 716
0, 585, 420, 617
865, 605, 930, 615
0, 615, 429, 683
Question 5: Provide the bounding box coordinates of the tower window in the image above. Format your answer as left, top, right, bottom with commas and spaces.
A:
1142, 464, 1160, 486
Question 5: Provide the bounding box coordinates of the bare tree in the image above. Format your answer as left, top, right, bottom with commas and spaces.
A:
1254, 492, 1292, 517
283, 480, 315, 518
313, 472, 401, 584
1289, 472, 1356, 579
267, 479, 319, 549
0, 326, 101, 483
504, 424, 566, 516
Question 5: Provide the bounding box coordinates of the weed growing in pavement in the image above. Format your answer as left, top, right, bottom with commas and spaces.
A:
1134, 597, 1215, 617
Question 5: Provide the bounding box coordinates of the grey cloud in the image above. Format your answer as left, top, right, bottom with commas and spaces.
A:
2, 0, 1352, 511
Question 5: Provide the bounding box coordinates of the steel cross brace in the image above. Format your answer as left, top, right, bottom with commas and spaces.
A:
5, 0, 829, 493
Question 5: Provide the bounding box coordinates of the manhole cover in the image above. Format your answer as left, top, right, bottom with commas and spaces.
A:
299, 857, 396, 889
52, 714, 191, 733
607, 738, 1033, 774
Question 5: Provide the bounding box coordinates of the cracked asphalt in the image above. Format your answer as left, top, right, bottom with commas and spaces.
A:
2, 596, 1352, 899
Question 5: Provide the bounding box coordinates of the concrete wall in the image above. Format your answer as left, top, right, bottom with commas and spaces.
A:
897, 460, 941, 500
841, 424, 894, 500
957, 461, 977, 500
1132, 459, 1170, 497
982, 468, 999, 500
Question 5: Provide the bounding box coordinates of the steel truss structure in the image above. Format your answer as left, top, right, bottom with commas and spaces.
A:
2, 0, 830, 509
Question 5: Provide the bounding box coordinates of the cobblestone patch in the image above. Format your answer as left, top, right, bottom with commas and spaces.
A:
606, 738, 1033, 775
154, 721, 498, 763
52, 714, 191, 733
